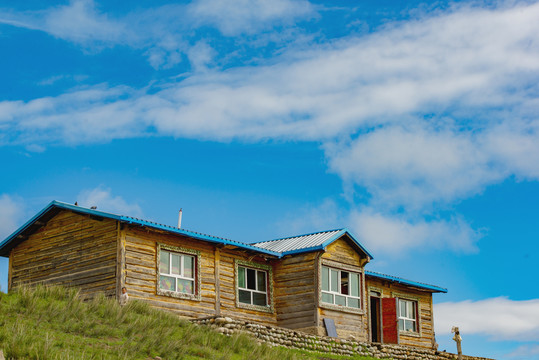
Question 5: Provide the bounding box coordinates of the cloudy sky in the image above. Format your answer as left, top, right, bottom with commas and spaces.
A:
1, 0, 538, 358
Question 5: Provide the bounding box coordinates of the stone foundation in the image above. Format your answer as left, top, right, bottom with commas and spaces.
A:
191, 316, 493, 360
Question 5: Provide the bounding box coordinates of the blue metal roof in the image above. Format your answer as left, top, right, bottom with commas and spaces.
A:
254, 228, 374, 259
365, 270, 447, 293
0, 201, 447, 293
0, 201, 281, 258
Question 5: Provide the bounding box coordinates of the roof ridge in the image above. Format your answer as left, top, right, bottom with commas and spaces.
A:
254, 228, 345, 245
120, 215, 239, 243
53, 201, 262, 250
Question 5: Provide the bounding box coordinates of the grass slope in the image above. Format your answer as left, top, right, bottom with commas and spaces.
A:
0, 286, 375, 360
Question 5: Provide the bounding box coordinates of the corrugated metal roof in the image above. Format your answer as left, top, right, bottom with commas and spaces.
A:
0, 201, 281, 258
253, 229, 343, 253
365, 270, 447, 293
253, 229, 374, 259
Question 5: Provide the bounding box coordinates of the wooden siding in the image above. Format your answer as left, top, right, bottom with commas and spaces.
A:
217, 248, 277, 325
315, 237, 370, 340
10, 210, 118, 298
123, 227, 278, 325
366, 276, 435, 349
123, 226, 217, 318
321, 237, 364, 267
274, 252, 317, 331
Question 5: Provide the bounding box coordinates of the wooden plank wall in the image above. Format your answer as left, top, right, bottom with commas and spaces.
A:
124, 227, 279, 325
123, 227, 217, 318
366, 277, 435, 348
273, 252, 317, 331
10, 211, 118, 298
317, 238, 369, 340
217, 248, 277, 325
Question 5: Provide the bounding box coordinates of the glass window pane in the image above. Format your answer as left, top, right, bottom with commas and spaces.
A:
348, 297, 360, 308
322, 266, 329, 291
239, 289, 251, 304
405, 320, 415, 332
257, 271, 266, 291
177, 279, 194, 294
398, 319, 404, 331
340, 271, 349, 295
321, 292, 333, 304
350, 273, 360, 297
160, 275, 175, 291
238, 267, 246, 288
247, 268, 256, 290
330, 269, 339, 293
184, 256, 194, 279
335, 295, 346, 306
399, 300, 406, 317
160, 251, 170, 274
407, 301, 415, 319
253, 292, 267, 306
171, 254, 181, 275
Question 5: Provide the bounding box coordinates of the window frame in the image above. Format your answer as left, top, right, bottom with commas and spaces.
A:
318, 259, 364, 314
397, 298, 418, 333
235, 259, 273, 313
156, 243, 201, 301
391, 292, 422, 337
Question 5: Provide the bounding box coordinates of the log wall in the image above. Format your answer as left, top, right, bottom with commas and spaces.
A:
10, 211, 118, 298
366, 276, 436, 349
316, 238, 369, 341
123, 226, 278, 325
273, 252, 317, 331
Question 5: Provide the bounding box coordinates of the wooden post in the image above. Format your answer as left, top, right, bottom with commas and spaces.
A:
214, 247, 221, 316
116, 222, 126, 300
7, 250, 13, 292
452, 326, 463, 360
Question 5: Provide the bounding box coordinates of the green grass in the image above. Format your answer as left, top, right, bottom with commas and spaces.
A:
0, 286, 375, 360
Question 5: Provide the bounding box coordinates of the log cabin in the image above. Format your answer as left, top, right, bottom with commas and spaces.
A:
0, 201, 447, 348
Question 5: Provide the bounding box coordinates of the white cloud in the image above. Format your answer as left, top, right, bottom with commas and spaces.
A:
77, 186, 143, 217
507, 344, 539, 360
348, 209, 482, 255
0, 194, 24, 240
435, 297, 539, 342
188, 0, 315, 36
2, 1, 539, 254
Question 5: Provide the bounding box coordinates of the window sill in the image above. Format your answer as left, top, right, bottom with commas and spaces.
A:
157, 288, 201, 301
237, 301, 274, 314
399, 330, 421, 338
320, 302, 364, 315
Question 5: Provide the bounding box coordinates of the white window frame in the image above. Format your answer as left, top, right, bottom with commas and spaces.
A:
237, 266, 268, 306
321, 265, 361, 309
156, 244, 200, 301
235, 259, 273, 313
398, 298, 418, 333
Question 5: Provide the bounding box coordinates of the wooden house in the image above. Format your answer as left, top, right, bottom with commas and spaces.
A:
0, 201, 446, 348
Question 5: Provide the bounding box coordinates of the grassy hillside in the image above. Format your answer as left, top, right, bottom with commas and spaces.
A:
0, 286, 375, 360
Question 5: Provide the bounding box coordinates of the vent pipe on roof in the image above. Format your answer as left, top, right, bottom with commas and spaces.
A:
178, 209, 183, 229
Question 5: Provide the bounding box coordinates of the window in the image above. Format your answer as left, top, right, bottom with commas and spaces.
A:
321, 265, 361, 309
398, 299, 417, 332
237, 266, 268, 306
159, 249, 195, 295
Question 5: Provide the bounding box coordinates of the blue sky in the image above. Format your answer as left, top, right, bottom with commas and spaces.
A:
1, 0, 538, 358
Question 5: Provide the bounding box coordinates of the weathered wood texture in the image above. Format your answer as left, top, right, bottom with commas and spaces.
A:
123, 227, 217, 318
273, 252, 316, 330
366, 276, 435, 349
321, 237, 363, 266
10, 211, 118, 298
218, 248, 277, 325
317, 238, 369, 340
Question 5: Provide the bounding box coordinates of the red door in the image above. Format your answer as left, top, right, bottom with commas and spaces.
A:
381, 298, 399, 344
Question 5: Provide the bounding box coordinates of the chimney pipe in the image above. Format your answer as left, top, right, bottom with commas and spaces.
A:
177, 209, 183, 229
